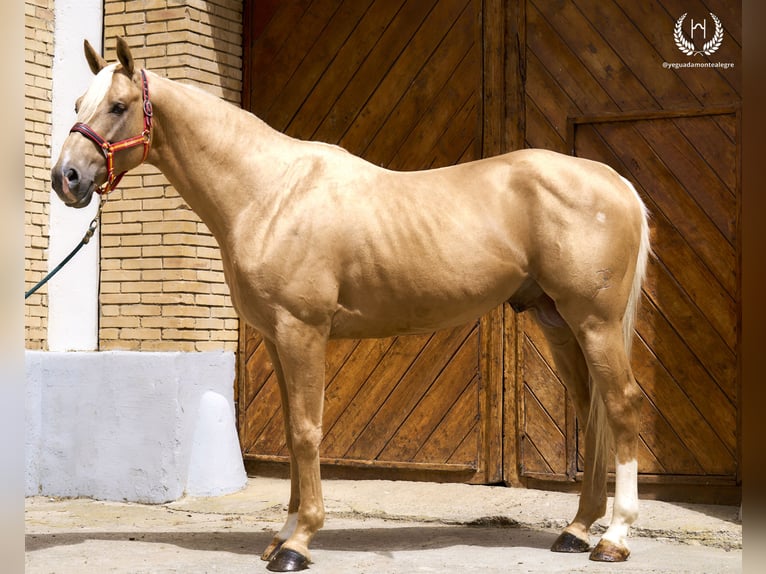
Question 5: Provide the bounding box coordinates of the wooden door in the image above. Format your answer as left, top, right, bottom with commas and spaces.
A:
517, 0, 741, 501
238, 0, 511, 483
238, 0, 742, 500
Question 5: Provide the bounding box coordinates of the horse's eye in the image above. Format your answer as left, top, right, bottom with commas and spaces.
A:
110, 102, 126, 115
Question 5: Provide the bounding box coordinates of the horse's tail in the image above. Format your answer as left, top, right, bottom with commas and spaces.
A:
589, 177, 650, 482
621, 177, 651, 359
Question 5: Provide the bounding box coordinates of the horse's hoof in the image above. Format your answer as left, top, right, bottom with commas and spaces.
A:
589, 538, 630, 562
550, 531, 591, 553
261, 540, 284, 562
266, 548, 310, 572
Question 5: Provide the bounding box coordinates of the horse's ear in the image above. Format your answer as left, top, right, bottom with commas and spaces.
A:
115, 36, 135, 77
83, 39, 107, 75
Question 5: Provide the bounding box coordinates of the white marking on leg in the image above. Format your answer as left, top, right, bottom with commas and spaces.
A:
277, 512, 299, 541
602, 458, 638, 546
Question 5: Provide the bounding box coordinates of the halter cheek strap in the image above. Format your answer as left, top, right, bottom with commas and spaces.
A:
70, 68, 153, 195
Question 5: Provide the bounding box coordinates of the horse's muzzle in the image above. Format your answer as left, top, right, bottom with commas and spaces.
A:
52, 164, 95, 208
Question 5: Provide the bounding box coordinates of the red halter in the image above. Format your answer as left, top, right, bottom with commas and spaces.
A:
69, 69, 153, 195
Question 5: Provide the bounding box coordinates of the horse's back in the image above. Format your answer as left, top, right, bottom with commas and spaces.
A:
318, 148, 643, 336
229, 144, 646, 338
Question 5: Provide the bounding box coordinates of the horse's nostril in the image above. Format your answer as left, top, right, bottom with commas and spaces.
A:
65, 167, 80, 184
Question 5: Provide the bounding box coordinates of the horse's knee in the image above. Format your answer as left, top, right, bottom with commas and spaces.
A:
289, 423, 323, 460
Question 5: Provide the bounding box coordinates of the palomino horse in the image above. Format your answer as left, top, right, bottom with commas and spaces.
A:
52, 38, 650, 572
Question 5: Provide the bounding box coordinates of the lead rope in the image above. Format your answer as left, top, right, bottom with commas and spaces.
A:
25, 195, 107, 300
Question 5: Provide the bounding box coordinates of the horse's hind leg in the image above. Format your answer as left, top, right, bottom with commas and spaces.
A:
261, 340, 301, 563
568, 313, 642, 562
530, 297, 607, 553
264, 317, 329, 572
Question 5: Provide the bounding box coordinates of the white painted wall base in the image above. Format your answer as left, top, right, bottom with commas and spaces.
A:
25, 351, 247, 503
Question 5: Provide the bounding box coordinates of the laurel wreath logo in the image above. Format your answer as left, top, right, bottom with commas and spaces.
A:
674, 12, 724, 56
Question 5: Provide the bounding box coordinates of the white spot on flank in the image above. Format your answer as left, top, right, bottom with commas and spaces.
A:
596, 211, 606, 223
77, 64, 117, 123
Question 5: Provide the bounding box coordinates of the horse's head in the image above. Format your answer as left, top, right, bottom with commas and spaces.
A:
51, 37, 151, 208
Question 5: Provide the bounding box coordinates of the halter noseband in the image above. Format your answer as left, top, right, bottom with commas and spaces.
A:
70, 68, 153, 195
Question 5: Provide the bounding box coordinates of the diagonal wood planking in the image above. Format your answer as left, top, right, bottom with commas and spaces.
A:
523, 0, 740, 481
241, 0, 741, 489
240, 0, 487, 476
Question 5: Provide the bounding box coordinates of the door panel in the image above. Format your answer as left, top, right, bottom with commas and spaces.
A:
571, 113, 739, 480
239, 0, 504, 483
520, 0, 740, 494
239, 0, 742, 499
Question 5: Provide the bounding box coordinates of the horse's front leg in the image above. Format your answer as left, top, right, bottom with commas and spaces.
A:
261, 340, 301, 563
265, 316, 329, 572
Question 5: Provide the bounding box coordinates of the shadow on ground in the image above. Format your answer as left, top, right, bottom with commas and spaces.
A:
27, 524, 556, 557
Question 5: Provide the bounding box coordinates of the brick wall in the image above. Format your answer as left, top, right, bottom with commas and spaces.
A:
24, 0, 243, 351
100, 0, 243, 351
24, 0, 54, 349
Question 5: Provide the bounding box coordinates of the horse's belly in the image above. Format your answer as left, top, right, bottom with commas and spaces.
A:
329, 270, 524, 339
329, 305, 482, 339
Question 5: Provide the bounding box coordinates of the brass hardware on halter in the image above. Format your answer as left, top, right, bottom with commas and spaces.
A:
69, 68, 153, 196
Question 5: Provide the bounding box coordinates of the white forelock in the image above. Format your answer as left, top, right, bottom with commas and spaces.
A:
77, 63, 117, 123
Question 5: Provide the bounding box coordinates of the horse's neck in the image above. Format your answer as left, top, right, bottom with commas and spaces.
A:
145, 72, 296, 241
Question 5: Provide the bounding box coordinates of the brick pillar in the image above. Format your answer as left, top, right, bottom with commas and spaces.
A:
100, 2, 243, 351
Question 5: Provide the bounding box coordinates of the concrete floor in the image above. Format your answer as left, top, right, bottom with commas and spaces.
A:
26, 477, 742, 573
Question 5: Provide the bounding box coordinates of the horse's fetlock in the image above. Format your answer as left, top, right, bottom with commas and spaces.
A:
298, 504, 325, 533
